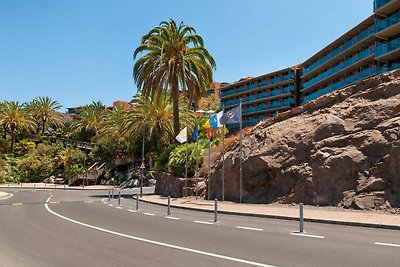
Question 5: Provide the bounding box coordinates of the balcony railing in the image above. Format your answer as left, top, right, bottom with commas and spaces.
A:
303, 47, 375, 90
242, 99, 294, 115
376, 11, 400, 32
219, 72, 295, 98
374, 0, 392, 10
376, 37, 400, 57
303, 25, 375, 76
301, 65, 395, 103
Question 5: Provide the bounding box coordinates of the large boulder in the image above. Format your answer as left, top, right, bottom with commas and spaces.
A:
154, 172, 185, 198
209, 70, 400, 212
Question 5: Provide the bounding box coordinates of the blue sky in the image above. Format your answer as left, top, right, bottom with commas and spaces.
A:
0, 0, 372, 111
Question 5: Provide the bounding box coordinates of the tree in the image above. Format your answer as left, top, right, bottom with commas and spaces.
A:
0, 101, 34, 152
73, 103, 104, 140
98, 106, 129, 139
133, 20, 216, 137
124, 94, 193, 152
26, 97, 63, 135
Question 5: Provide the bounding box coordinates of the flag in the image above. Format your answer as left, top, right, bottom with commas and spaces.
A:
220, 105, 241, 125
192, 122, 198, 141
210, 110, 223, 128
175, 127, 187, 144
204, 120, 212, 139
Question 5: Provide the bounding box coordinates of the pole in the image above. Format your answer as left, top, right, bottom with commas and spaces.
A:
118, 191, 121, 206
136, 193, 139, 210
239, 99, 243, 203
140, 125, 145, 198
185, 121, 188, 198
208, 113, 211, 201
167, 195, 171, 216
222, 108, 225, 202
195, 117, 199, 200
108, 190, 111, 202
214, 198, 218, 223
299, 203, 304, 233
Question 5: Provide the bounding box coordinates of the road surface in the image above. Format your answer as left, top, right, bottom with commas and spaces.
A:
0, 188, 399, 266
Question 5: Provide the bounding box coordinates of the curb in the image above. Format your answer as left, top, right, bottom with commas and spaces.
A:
0, 186, 113, 191
139, 197, 400, 231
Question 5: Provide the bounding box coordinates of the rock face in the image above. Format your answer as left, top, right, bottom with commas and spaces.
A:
209, 70, 400, 212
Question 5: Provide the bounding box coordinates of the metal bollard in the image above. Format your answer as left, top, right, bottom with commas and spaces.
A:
214, 199, 218, 223
8, 183, 9, 188
167, 196, 171, 216
118, 192, 121, 206
20, 183, 22, 188
112, 188, 114, 199
108, 190, 111, 202
34, 184, 36, 189
54, 184, 56, 190
45, 183, 47, 190
136, 194, 139, 210
64, 184, 66, 190
299, 203, 304, 233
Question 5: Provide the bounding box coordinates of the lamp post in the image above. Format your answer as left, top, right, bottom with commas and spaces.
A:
140, 124, 145, 198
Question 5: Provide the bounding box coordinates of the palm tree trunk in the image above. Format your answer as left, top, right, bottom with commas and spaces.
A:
10, 127, 15, 153
172, 79, 180, 138
41, 119, 46, 135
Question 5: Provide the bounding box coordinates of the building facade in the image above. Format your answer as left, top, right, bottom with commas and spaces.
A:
219, 67, 299, 127
219, 0, 400, 127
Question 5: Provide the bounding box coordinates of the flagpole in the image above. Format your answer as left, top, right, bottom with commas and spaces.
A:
222, 107, 225, 202
239, 99, 243, 203
195, 117, 199, 200
208, 112, 211, 201
185, 121, 188, 198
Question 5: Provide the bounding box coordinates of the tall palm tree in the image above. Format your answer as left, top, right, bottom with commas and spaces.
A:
0, 101, 35, 152
26, 96, 63, 135
133, 19, 216, 137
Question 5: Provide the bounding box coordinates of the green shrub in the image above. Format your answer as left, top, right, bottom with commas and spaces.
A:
17, 154, 56, 183
155, 144, 177, 172
14, 140, 36, 156
0, 138, 10, 153
167, 140, 209, 177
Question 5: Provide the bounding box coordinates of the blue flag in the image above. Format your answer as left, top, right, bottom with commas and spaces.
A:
192, 122, 198, 141
209, 110, 223, 128
220, 105, 241, 125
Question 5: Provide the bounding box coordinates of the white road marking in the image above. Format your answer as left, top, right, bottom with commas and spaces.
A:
290, 232, 325, 239
127, 209, 137, 213
194, 221, 214, 225
165, 216, 180, 220
375, 242, 400, 248
116, 207, 122, 209
0, 193, 13, 200
108, 204, 113, 207
236, 226, 263, 231
143, 212, 155, 216
44, 200, 275, 267
46, 197, 51, 203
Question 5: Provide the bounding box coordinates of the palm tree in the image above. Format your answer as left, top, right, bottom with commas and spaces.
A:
73, 104, 104, 139
133, 20, 216, 137
98, 106, 129, 139
26, 96, 63, 135
124, 94, 193, 152
0, 101, 35, 152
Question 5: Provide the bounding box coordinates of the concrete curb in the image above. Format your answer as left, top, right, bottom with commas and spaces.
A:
139, 197, 400, 231
0, 185, 113, 191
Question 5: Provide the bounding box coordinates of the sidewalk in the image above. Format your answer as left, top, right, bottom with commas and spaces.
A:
0, 183, 113, 190
141, 195, 400, 230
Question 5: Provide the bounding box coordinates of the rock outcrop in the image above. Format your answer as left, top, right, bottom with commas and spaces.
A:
209, 70, 400, 212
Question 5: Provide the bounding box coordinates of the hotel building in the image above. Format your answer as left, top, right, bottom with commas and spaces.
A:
219, 0, 400, 127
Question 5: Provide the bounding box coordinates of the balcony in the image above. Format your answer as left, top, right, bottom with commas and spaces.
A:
242, 98, 294, 115
219, 72, 295, 98
376, 11, 400, 33
374, 0, 392, 11
303, 25, 375, 76
302, 47, 375, 90
302, 66, 383, 103
376, 37, 400, 57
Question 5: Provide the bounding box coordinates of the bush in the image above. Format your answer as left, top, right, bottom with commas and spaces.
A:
14, 140, 36, 156
0, 138, 10, 153
17, 154, 56, 183
167, 140, 209, 177
155, 144, 177, 172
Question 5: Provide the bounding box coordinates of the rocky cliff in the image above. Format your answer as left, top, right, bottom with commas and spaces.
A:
209, 70, 400, 212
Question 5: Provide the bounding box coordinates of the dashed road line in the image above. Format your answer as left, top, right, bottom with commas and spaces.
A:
0, 193, 13, 200
116, 207, 122, 209
375, 242, 400, 248
84, 200, 94, 204
194, 221, 214, 225
127, 209, 137, 213
143, 212, 155, 216
290, 232, 325, 239
12, 202, 23, 206
108, 204, 113, 207
49, 201, 60, 204
236, 226, 263, 231
165, 216, 180, 220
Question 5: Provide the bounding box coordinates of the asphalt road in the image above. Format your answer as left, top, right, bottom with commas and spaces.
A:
0, 188, 399, 267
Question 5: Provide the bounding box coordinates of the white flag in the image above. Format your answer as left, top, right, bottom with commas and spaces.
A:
175, 127, 187, 144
